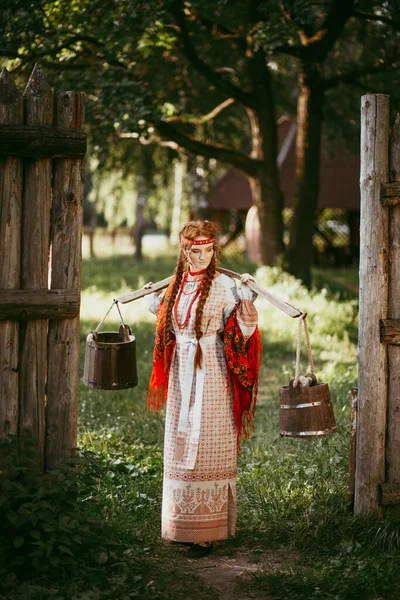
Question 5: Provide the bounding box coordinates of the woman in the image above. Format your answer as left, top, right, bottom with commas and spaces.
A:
145, 220, 261, 558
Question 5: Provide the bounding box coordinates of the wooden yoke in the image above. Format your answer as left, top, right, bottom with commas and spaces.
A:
117, 267, 303, 319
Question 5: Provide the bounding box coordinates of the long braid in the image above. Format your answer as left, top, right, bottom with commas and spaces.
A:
193, 254, 216, 369
164, 257, 185, 347
166, 220, 221, 368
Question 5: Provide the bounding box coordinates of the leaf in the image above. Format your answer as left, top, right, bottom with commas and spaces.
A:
29, 529, 41, 539
6, 510, 20, 526
58, 545, 74, 556
96, 551, 108, 564
13, 536, 24, 548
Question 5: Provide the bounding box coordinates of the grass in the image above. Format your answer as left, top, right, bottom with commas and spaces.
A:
3, 248, 400, 600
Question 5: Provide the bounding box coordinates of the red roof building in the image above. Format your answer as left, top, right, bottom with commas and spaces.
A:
208, 118, 360, 211
207, 118, 360, 264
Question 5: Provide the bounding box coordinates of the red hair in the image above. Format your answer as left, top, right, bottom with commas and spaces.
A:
164, 220, 220, 368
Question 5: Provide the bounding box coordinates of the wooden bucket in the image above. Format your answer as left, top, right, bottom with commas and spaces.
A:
280, 379, 337, 438
83, 323, 138, 390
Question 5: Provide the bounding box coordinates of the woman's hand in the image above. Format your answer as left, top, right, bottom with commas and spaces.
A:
144, 282, 162, 297
239, 273, 257, 301
240, 273, 256, 284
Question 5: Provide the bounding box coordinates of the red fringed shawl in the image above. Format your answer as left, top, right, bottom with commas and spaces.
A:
223, 307, 262, 451
146, 280, 176, 412
146, 282, 262, 452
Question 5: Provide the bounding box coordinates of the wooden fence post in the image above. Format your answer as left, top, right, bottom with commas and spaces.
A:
347, 387, 358, 508
0, 69, 23, 439
386, 114, 400, 488
18, 64, 53, 469
355, 94, 390, 516
0, 64, 86, 470
45, 91, 85, 469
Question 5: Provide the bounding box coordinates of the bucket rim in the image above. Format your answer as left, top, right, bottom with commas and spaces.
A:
280, 381, 329, 391
86, 331, 136, 346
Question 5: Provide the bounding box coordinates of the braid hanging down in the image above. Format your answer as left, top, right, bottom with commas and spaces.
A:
163, 220, 220, 368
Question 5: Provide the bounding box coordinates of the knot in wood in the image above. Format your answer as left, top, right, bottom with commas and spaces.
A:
66, 191, 75, 202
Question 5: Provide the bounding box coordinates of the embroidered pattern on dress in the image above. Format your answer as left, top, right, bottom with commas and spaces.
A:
161, 275, 255, 543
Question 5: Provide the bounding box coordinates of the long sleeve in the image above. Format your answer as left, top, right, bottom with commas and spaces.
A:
219, 274, 258, 341
145, 292, 163, 315
236, 283, 258, 340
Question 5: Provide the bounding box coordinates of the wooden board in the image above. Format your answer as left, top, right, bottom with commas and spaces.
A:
18, 64, 53, 470
0, 124, 86, 158
0, 68, 23, 439
386, 115, 400, 486
46, 91, 85, 469
380, 319, 400, 344
355, 94, 389, 516
117, 267, 303, 319
0, 289, 80, 320
381, 182, 400, 207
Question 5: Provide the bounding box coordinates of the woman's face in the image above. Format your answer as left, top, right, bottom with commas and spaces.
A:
186, 236, 214, 271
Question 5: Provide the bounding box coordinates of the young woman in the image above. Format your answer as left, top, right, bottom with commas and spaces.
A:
145, 220, 261, 558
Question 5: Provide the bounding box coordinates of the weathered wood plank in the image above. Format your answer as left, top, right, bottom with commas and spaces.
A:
0, 125, 86, 158
347, 387, 358, 506
355, 94, 390, 516
118, 267, 303, 318
379, 482, 400, 506
0, 289, 79, 320
380, 319, 400, 344
0, 68, 23, 440
46, 91, 85, 469
386, 114, 400, 487
381, 182, 400, 207
18, 64, 53, 469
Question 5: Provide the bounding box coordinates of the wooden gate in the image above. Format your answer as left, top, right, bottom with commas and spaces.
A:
351, 94, 400, 515
0, 64, 86, 470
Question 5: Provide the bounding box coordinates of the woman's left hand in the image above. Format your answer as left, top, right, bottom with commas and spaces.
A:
239, 273, 257, 301
240, 273, 256, 284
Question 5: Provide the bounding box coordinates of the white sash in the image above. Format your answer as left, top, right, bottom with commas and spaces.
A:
174, 333, 222, 469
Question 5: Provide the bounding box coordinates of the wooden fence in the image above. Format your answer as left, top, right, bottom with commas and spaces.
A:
351, 94, 400, 515
0, 64, 86, 470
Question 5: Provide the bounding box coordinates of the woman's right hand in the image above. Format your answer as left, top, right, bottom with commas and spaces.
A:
144, 282, 162, 296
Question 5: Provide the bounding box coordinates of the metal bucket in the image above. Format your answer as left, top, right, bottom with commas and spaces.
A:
279, 379, 337, 438
83, 323, 138, 390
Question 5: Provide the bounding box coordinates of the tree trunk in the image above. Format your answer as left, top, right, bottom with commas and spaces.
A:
135, 174, 146, 261
287, 64, 324, 286
134, 146, 152, 261
187, 152, 210, 221
246, 52, 284, 265
170, 157, 186, 244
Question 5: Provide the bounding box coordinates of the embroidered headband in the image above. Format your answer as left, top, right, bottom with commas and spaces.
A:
183, 236, 214, 246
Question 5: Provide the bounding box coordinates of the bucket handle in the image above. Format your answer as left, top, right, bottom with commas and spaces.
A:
93, 299, 126, 334
293, 314, 315, 388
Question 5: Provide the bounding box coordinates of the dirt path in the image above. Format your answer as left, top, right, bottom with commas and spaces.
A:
187, 548, 291, 600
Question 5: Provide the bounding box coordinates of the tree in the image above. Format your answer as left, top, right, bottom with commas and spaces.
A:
1, 0, 287, 265
255, 0, 400, 283
2, 0, 400, 281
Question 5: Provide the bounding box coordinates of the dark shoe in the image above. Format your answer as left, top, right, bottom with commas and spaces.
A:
171, 541, 192, 546
185, 542, 212, 558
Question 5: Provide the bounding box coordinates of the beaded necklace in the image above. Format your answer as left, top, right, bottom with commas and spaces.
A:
173, 269, 206, 329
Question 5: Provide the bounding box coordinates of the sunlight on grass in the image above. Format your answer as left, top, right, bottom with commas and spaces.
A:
64, 249, 400, 600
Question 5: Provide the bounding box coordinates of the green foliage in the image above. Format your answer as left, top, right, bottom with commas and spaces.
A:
0, 436, 100, 579
3, 252, 400, 599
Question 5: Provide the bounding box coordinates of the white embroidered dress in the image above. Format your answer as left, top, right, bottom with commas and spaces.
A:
147, 272, 257, 543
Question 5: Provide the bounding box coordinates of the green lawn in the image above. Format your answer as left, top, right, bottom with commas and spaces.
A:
3, 251, 400, 600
